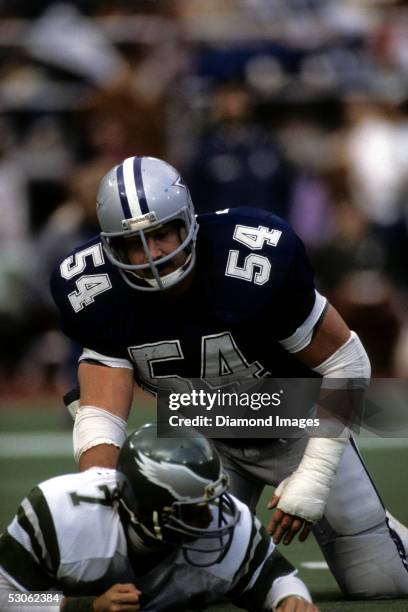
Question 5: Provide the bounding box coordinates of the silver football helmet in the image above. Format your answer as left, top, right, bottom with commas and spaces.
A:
96, 156, 198, 291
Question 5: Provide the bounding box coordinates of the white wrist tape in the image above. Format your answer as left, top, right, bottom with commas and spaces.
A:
267, 573, 312, 611
276, 332, 370, 522
276, 436, 347, 522
73, 405, 127, 463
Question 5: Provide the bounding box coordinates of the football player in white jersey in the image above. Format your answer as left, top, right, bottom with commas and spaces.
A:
0, 424, 318, 612
50, 156, 408, 599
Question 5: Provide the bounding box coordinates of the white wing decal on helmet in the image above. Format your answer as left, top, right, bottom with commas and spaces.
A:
136, 451, 212, 500
172, 176, 187, 190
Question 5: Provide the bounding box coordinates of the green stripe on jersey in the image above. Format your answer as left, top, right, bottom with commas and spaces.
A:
229, 516, 270, 599
0, 532, 54, 591
27, 487, 60, 572
230, 514, 257, 586
236, 548, 295, 610
16, 503, 47, 570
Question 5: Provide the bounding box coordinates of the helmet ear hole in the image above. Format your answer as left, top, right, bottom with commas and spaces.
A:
109, 237, 129, 263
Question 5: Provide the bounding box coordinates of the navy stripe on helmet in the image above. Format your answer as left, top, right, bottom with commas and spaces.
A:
116, 163, 132, 219
133, 157, 149, 214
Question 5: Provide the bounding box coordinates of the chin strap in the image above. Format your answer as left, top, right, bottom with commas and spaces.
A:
119, 497, 164, 550
152, 510, 164, 540
139, 253, 192, 288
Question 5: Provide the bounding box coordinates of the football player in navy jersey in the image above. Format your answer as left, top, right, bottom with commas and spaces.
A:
51, 156, 408, 599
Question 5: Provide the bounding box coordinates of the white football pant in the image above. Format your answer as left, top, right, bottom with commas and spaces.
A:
214, 437, 408, 598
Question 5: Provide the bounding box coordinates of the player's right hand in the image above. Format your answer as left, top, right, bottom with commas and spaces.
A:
276, 595, 320, 611
92, 583, 141, 611
267, 493, 313, 545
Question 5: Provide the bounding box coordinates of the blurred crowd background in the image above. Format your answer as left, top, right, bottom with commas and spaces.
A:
0, 0, 408, 398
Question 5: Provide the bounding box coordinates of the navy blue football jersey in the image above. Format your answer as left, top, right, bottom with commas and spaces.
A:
50, 208, 320, 395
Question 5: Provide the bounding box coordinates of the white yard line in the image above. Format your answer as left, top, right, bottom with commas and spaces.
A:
301, 561, 329, 570
0, 432, 408, 458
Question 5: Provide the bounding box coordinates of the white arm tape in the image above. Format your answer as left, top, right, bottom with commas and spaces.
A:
312, 330, 371, 386
276, 436, 347, 522
265, 572, 312, 611
73, 405, 127, 463
276, 331, 370, 522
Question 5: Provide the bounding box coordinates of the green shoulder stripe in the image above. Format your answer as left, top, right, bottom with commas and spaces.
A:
0, 532, 55, 591
27, 487, 60, 572
17, 503, 46, 570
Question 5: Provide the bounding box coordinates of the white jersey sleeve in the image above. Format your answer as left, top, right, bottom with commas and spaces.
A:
0, 469, 129, 596
224, 499, 303, 610
140, 497, 307, 612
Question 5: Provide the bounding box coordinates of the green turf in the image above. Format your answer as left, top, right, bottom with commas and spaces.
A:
1, 396, 408, 611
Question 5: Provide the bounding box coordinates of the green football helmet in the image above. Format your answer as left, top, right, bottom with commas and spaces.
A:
116, 423, 239, 566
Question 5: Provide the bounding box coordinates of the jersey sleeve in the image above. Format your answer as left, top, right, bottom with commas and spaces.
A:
274, 232, 326, 347
0, 487, 59, 592
227, 513, 298, 611
49, 242, 132, 361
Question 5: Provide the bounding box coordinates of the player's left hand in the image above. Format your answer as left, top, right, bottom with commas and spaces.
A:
276, 595, 320, 611
92, 583, 142, 611
267, 494, 313, 545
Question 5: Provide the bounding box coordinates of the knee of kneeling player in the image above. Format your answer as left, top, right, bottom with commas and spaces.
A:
334, 532, 408, 599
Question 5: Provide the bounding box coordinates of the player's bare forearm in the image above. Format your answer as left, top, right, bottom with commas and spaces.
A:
79, 362, 134, 419
74, 363, 134, 470
78, 444, 120, 471
295, 304, 351, 368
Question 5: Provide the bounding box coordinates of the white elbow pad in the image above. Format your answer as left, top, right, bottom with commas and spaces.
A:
312, 331, 371, 385
73, 405, 127, 463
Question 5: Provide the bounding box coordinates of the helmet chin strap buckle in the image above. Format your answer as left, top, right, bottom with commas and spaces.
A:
153, 510, 163, 540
